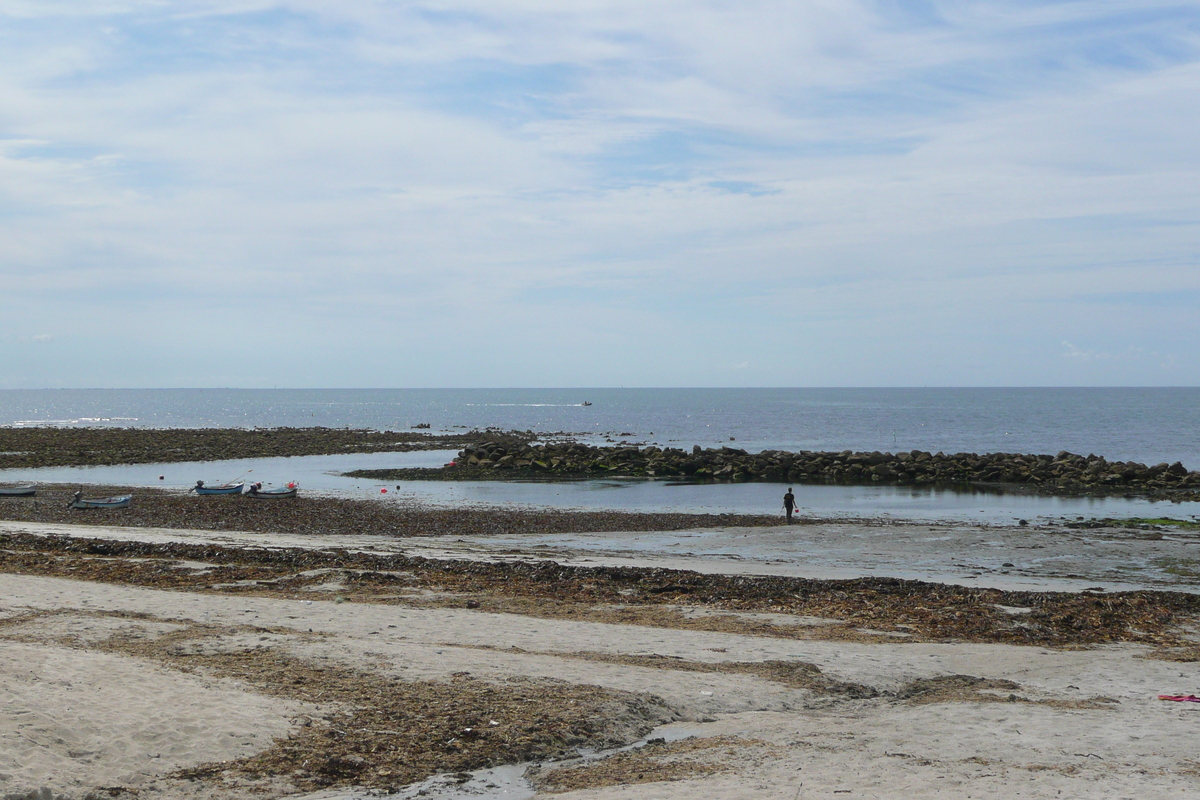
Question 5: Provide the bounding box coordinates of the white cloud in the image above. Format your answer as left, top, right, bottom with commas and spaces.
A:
0, 1, 1197, 386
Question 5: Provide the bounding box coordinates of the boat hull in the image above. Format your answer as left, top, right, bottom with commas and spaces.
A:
0, 485, 36, 497
69, 494, 132, 509
194, 482, 245, 495
246, 487, 297, 499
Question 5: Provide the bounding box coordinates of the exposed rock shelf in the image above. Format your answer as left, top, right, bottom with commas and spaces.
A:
0, 426, 491, 469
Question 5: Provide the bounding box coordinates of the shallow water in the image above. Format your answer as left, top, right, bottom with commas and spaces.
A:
0, 450, 460, 498
412, 522, 1200, 593
2, 450, 1199, 525
284, 763, 534, 800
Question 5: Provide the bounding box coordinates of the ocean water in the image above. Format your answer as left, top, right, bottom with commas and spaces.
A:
1, 387, 1198, 467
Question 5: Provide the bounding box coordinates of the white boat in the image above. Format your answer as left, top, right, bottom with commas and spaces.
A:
246, 482, 298, 499
0, 484, 36, 497
68, 492, 132, 509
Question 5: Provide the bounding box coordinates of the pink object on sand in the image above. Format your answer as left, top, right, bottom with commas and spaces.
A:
1157, 694, 1200, 702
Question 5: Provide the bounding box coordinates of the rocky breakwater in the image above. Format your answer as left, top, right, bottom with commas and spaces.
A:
364, 440, 1200, 501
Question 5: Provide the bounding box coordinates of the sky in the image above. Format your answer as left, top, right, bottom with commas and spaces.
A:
1, 0, 1198, 388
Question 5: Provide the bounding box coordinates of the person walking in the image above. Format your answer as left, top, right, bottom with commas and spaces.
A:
783, 487, 797, 524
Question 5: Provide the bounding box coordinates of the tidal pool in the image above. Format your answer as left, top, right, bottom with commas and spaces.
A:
3, 450, 1199, 526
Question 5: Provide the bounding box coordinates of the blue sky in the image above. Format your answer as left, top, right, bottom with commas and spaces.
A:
1, 0, 1198, 388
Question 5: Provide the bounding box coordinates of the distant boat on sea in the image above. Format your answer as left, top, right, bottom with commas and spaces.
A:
581, 401, 592, 406
0, 484, 36, 497
191, 480, 245, 495
68, 492, 131, 509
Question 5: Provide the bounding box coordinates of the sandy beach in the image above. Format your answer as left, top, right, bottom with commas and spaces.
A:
3, 499, 1200, 799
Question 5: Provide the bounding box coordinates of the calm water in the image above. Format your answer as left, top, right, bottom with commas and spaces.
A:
2, 388, 1198, 522
2, 387, 1198, 467
11, 448, 1199, 524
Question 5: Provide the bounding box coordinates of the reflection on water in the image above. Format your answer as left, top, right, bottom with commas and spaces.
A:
0, 450, 459, 496
3, 451, 1200, 525
453, 479, 1200, 525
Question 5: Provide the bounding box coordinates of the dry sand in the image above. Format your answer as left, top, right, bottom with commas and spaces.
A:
3, 519, 1200, 799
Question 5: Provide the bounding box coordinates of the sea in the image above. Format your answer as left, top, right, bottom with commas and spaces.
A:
2, 387, 1199, 523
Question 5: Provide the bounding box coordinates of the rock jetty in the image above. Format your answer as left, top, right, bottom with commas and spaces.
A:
352, 436, 1200, 501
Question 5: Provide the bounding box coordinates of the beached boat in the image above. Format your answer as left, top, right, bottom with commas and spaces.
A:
191, 480, 245, 495
246, 483, 297, 499
0, 484, 36, 497
68, 493, 132, 509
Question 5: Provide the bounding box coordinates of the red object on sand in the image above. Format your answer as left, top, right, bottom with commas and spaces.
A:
1157, 694, 1200, 702
381, 488, 387, 493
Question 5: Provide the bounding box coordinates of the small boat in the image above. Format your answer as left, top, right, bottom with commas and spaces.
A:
191, 480, 245, 495
0, 484, 36, 497
68, 492, 132, 509
581, 401, 592, 406
246, 482, 297, 499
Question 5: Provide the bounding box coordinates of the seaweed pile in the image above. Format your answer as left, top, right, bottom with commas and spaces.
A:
124, 635, 677, 793
0, 608, 678, 795
2, 530, 1197, 648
